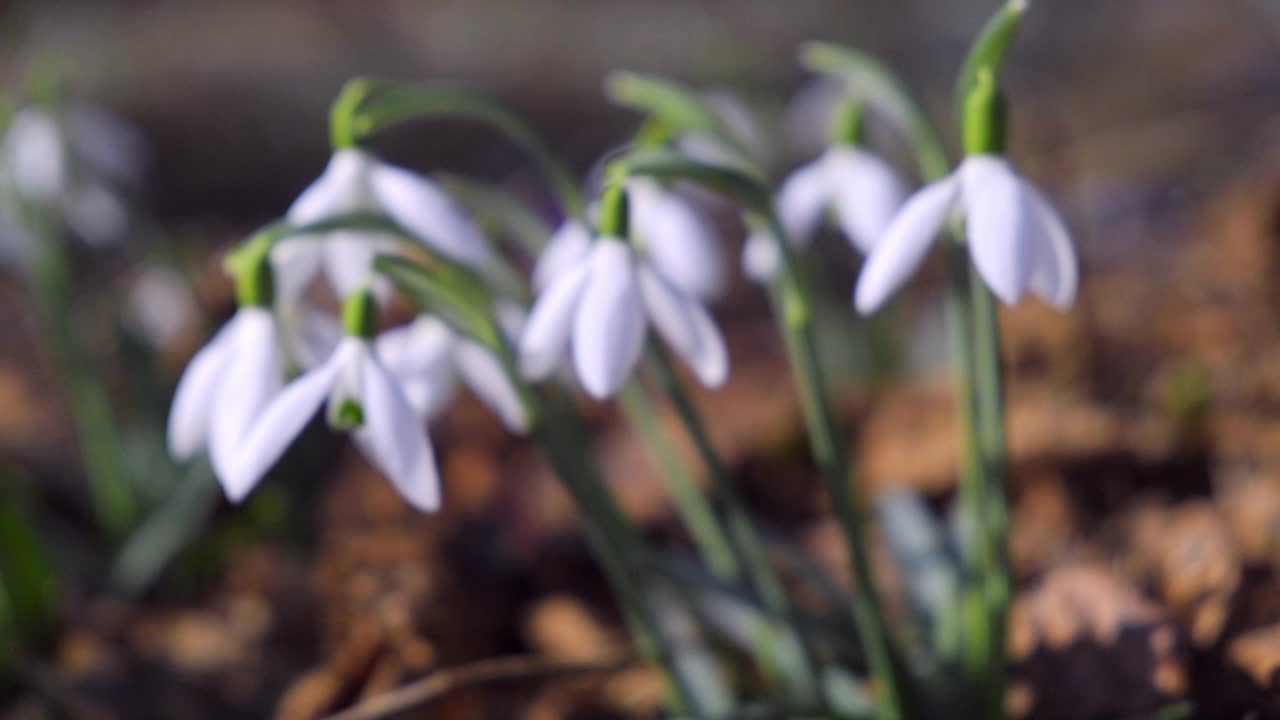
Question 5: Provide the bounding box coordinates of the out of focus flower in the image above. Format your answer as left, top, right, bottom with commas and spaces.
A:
742, 144, 906, 284
520, 236, 727, 399
854, 155, 1076, 313
219, 294, 442, 512
125, 264, 197, 348
166, 305, 285, 484
273, 148, 491, 299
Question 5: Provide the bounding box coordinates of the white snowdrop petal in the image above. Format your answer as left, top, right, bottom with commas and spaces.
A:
322, 231, 396, 300
455, 339, 530, 434
375, 317, 457, 419
631, 180, 726, 300
573, 240, 646, 399
281, 305, 343, 371
221, 341, 351, 503
208, 309, 284, 490
66, 185, 128, 247
828, 147, 908, 254
1025, 185, 1078, 310
269, 238, 323, 307
854, 174, 961, 314
776, 157, 832, 244
741, 231, 782, 284
356, 355, 441, 512
532, 220, 592, 293
4, 109, 66, 202
519, 257, 593, 380
166, 318, 236, 460
961, 156, 1037, 306
369, 162, 492, 268
287, 162, 347, 226
640, 266, 728, 388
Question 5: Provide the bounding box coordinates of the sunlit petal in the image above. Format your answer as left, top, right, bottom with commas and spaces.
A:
854, 174, 961, 314
639, 265, 727, 388
573, 240, 646, 399
287, 150, 369, 224
1025, 184, 1078, 310
355, 353, 441, 512
741, 231, 781, 284
454, 339, 530, 433
208, 309, 285, 492
631, 179, 726, 300
827, 147, 908, 254
776, 157, 832, 244
533, 219, 593, 293
369, 162, 492, 268
519, 256, 592, 380
961, 156, 1037, 305
376, 316, 457, 419
166, 317, 236, 459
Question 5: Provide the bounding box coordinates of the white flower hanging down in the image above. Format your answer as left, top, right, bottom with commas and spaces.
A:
854, 154, 1077, 314
742, 145, 907, 283
533, 179, 726, 302
167, 305, 285, 485
273, 148, 492, 298
520, 226, 728, 400
368, 311, 530, 434
219, 293, 444, 511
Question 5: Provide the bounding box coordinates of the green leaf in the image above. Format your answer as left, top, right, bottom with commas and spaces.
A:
606, 71, 756, 168
434, 174, 553, 258
110, 462, 221, 596
800, 42, 950, 181
337, 79, 584, 218
0, 478, 58, 659
373, 255, 497, 346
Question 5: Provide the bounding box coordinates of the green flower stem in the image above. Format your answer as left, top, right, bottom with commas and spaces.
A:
762, 214, 904, 720
27, 210, 134, 538
619, 383, 739, 579
643, 347, 820, 704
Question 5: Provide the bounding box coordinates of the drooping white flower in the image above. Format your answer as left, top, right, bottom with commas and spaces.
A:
854, 154, 1077, 314
742, 146, 907, 283
520, 237, 728, 399
532, 181, 726, 302
219, 329, 442, 512
166, 306, 285, 485
272, 148, 492, 298
125, 264, 197, 348
373, 313, 530, 433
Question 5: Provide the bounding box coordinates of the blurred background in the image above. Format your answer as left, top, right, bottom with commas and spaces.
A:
1, 1, 1280, 718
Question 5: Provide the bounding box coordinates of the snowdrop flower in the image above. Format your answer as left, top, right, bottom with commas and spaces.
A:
520, 186, 728, 399
220, 289, 442, 511
854, 70, 1077, 314
125, 264, 197, 348
363, 309, 530, 433
533, 179, 725, 302
743, 100, 907, 283
273, 147, 492, 299
166, 255, 285, 485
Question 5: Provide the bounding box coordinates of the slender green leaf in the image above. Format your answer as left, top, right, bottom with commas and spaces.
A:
622, 149, 772, 217
954, 0, 1028, 119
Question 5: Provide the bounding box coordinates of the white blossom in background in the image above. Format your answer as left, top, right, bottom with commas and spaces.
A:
742, 145, 907, 284
218, 323, 443, 512
273, 148, 492, 299
520, 237, 728, 399
854, 155, 1077, 314
532, 181, 726, 302
166, 306, 286, 485
0, 104, 142, 265
376, 310, 530, 434
125, 264, 197, 348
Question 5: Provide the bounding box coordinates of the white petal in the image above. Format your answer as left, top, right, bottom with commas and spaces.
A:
369, 162, 492, 268
630, 180, 726, 300
776, 157, 832, 244
65, 185, 128, 247
221, 340, 354, 503
454, 339, 530, 433
532, 219, 592, 293
827, 147, 908, 254
279, 304, 342, 370
376, 317, 457, 419
1025, 186, 1078, 310
166, 317, 236, 459
573, 240, 646, 399
269, 238, 323, 307
519, 256, 593, 380
854, 173, 960, 314
4, 109, 66, 202
961, 156, 1038, 306
287, 149, 372, 224
741, 231, 781, 284
208, 309, 285, 491
355, 353, 442, 512
638, 265, 727, 388
321, 231, 398, 299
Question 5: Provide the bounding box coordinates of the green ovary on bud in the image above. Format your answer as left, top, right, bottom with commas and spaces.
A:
341, 288, 379, 339
329, 398, 365, 431
597, 182, 630, 239
232, 245, 275, 308
829, 97, 865, 147
962, 68, 1007, 156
